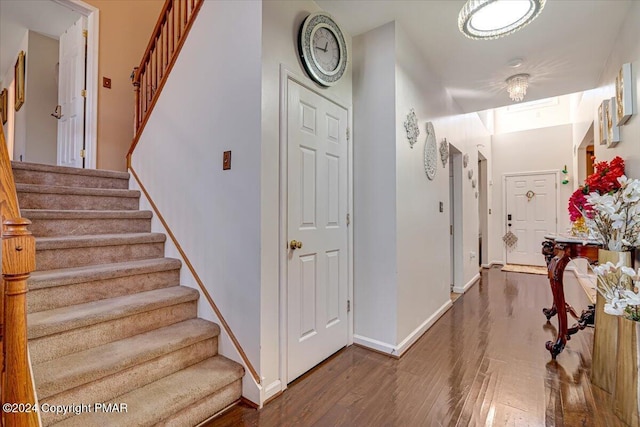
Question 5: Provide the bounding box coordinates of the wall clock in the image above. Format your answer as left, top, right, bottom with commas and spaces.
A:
298, 12, 348, 87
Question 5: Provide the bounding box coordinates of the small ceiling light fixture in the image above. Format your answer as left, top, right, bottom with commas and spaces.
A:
458, 0, 546, 40
506, 73, 530, 102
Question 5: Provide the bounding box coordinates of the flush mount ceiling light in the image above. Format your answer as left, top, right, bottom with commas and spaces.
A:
506, 73, 530, 102
459, 0, 546, 40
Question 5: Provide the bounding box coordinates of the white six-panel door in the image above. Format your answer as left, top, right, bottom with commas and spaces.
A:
505, 173, 557, 266
57, 16, 86, 168
286, 79, 348, 383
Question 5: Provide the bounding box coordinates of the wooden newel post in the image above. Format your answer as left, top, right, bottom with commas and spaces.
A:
132, 66, 141, 133
2, 218, 40, 427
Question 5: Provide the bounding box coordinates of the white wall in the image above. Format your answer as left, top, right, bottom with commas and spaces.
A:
352, 21, 398, 347
352, 22, 491, 355
489, 125, 574, 264
131, 0, 263, 402
589, 1, 640, 178
260, 0, 353, 401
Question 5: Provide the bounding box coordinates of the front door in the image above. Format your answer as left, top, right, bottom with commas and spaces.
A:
57, 16, 86, 168
505, 173, 557, 266
286, 79, 348, 383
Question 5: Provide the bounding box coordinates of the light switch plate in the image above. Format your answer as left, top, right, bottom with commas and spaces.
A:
223, 151, 231, 170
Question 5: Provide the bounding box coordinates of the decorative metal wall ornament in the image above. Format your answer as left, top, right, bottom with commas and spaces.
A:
424, 122, 438, 180
404, 109, 419, 149
526, 190, 535, 201
503, 230, 518, 248
439, 138, 449, 167
463, 153, 469, 168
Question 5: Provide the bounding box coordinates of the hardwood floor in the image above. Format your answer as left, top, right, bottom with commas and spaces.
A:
208, 267, 624, 426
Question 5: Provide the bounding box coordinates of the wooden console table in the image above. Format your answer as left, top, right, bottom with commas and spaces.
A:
541, 234, 600, 359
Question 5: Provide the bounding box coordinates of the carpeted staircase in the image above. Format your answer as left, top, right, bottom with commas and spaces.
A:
12, 161, 244, 426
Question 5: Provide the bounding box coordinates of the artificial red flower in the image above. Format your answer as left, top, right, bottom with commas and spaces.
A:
568, 156, 625, 221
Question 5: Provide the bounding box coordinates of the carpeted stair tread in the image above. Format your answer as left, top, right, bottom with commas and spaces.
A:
28, 286, 199, 339
16, 183, 140, 198
53, 356, 244, 427
36, 232, 165, 251
29, 258, 182, 290
33, 319, 219, 399
23, 209, 152, 220
11, 161, 130, 180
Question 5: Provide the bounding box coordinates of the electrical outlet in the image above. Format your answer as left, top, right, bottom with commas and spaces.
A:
223, 151, 231, 170
439, 202, 444, 212
470, 251, 476, 260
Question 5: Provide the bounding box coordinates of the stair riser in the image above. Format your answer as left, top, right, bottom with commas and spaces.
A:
13, 169, 129, 189
36, 242, 165, 270
159, 381, 241, 427
28, 217, 151, 237
28, 270, 180, 313
18, 192, 139, 210
29, 302, 197, 364
39, 338, 217, 426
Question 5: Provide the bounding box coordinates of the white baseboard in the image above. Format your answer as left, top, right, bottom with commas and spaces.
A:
452, 272, 480, 294
354, 299, 453, 358
263, 379, 282, 403
353, 335, 396, 355
482, 260, 505, 268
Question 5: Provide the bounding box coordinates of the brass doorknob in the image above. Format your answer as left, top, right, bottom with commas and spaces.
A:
289, 240, 303, 250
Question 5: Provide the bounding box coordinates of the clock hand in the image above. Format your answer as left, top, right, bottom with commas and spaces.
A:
323, 41, 328, 52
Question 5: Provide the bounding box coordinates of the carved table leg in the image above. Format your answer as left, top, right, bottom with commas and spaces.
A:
545, 246, 571, 359
567, 304, 595, 336
542, 240, 557, 320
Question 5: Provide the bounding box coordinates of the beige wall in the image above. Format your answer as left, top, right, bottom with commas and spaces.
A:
25, 32, 59, 165
85, 0, 164, 171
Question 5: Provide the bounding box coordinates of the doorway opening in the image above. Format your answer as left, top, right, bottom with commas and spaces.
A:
449, 145, 463, 293
0, 0, 98, 168
478, 153, 488, 268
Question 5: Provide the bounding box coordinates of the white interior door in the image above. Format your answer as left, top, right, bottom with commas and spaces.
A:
57, 16, 86, 168
287, 79, 348, 383
505, 173, 557, 266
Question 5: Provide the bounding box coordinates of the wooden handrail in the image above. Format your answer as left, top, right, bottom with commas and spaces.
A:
1, 122, 40, 426
128, 0, 204, 161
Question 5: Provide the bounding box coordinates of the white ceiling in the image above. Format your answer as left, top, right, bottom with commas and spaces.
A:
316, 0, 633, 113
0, 0, 80, 83
0, 1, 632, 113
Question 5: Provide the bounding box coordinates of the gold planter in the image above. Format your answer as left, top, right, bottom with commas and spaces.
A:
591, 249, 633, 393
615, 316, 640, 427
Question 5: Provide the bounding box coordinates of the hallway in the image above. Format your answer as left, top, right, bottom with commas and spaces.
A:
211, 267, 621, 426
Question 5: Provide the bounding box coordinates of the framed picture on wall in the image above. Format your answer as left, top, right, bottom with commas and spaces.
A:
598, 100, 607, 145
14, 51, 25, 112
615, 63, 633, 126
607, 97, 621, 148
0, 88, 7, 124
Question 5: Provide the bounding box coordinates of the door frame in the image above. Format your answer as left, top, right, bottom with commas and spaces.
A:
502, 170, 560, 265
278, 65, 353, 391
52, 0, 98, 169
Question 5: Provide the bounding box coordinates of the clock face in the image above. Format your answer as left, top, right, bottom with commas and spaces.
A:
299, 12, 347, 87
312, 26, 340, 73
